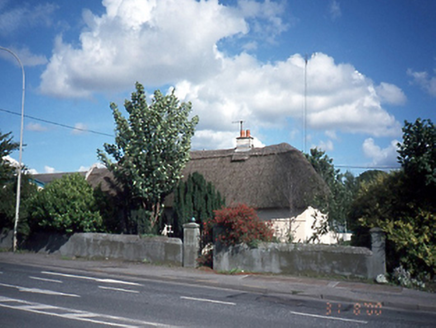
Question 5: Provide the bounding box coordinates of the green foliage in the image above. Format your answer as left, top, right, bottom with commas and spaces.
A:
352, 118, 436, 279
93, 185, 123, 233
398, 118, 436, 188
0, 131, 19, 185
29, 173, 102, 234
173, 172, 224, 237
0, 131, 38, 238
379, 210, 436, 277
305, 148, 356, 233
0, 173, 38, 237
98, 82, 199, 232
204, 204, 274, 247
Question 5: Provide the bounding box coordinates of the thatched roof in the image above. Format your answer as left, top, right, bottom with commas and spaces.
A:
32, 171, 86, 186
166, 143, 326, 211
35, 142, 327, 212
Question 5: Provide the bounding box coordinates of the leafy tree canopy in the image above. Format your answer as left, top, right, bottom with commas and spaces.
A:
305, 148, 355, 233
398, 118, 436, 188
352, 119, 436, 280
98, 82, 199, 231
0, 131, 19, 185
29, 173, 102, 234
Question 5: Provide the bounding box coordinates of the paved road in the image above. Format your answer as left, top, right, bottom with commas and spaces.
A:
1, 260, 435, 327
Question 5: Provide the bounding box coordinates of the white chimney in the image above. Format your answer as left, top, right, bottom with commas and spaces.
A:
235, 129, 253, 152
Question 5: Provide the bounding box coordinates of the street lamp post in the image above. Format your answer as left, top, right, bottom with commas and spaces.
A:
0, 46, 25, 252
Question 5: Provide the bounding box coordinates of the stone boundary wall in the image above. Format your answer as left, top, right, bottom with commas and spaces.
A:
20, 232, 183, 266
214, 242, 380, 279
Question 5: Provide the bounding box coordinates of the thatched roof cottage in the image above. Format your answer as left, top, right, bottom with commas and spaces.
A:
34, 131, 332, 242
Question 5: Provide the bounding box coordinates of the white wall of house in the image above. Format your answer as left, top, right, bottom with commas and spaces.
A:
270, 207, 351, 244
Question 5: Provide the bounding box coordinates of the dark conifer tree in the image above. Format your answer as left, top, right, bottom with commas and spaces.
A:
173, 172, 224, 237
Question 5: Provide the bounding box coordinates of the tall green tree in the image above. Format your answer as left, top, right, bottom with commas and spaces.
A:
0, 131, 38, 238
98, 82, 199, 232
397, 118, 436, 208
173, 172, 224, 237
352, 119, 436, 279
0, 131, 19, 185
305, 148, 355, 234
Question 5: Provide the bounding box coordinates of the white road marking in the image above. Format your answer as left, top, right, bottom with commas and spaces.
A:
98, 286, 140, 293
290, 311, 368, 324
0, 296, 178, 328
98, 278, 142, 286
180, 296, 236, 306
0, 282, 80, 298
30, 276, 63, 283
41, 271, 142, 286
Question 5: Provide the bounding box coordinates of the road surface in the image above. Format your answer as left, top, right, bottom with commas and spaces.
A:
0, 262, 434, 327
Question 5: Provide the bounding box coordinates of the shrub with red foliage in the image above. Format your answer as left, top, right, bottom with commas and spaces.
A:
203, 204, 274, 247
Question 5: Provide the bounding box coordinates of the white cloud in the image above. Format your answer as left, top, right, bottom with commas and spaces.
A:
0, 2, 58, 36
177, 52, 402, 147
2, 155, 19, 168
44, 165, 56, 173
79, 162, 105, 172
375, 82, 407, 105
329, 0, 342, 21
407, 68, 436, 97
72, 123, 88, 135
0, 46, 48, 67
26, 168, 38, 175
78, 166, 89, 172
26, 122, 48, 132
362, 138, 399, 167
40, 0, 249, 98
237, 0, 289, 43
325, 130, 337, 140
38, 0, 403, 150
317, 139, 334, 152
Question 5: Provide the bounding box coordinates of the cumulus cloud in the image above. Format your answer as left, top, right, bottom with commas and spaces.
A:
26, 122, 48, 132
407, 68, 436, 97
40, 0, 249, 98
0, 2, 58, 36
39, 0, 403, 149
0, 46, 48, 67
362, 138, 399, 167
317, 139, 334, 152
72, 122, 88, 135
329, 0, 342, 21
44, 165, 56, 173
375, 82, 407, 105
177, 52, 402, 145
26, 168, 38, 175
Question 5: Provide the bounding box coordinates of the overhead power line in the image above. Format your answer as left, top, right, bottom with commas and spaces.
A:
0, 108, 113, 137
336, 165, 400, 170
1, 108, 402, 172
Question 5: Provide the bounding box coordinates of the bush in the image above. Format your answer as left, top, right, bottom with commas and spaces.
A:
204, 204, 273, 247
29, 173, 103, 234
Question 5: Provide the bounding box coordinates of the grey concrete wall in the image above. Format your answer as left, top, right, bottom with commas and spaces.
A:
214, 242, 378, 279
0, 229, 13, 250
22, 232, 182, 266
59, 233, 183, 266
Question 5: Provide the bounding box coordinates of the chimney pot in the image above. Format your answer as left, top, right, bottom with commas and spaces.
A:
246, 129, 250, 137
241, 130, 246, 137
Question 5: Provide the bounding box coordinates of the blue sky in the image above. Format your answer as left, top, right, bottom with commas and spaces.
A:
0, 0, 435, 175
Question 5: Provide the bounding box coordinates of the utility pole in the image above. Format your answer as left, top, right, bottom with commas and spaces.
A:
304, 54, 308, 154
0, 46, 25, 252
